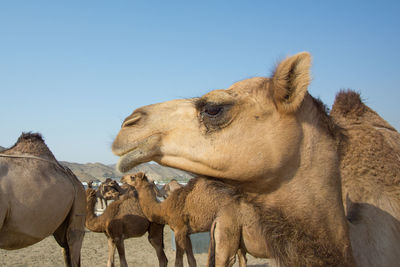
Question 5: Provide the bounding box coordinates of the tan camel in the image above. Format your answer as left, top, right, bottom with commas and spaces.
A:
0, 132, 86, 266
125, 172, 254, 267
85, 187, 168, 267
331, 90, 400, 267
112, 51, 400, 266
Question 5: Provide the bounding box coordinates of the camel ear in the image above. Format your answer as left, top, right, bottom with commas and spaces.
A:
271, 52, 312, 113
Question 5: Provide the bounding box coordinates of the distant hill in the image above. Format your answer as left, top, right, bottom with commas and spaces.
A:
0, 144, 192, 183
60, 161, 194, 183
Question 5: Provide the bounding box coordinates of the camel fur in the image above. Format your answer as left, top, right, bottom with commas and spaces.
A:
0, 132, 86, 267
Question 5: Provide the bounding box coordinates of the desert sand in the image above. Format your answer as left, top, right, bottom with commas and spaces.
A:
0, 226, 270, 266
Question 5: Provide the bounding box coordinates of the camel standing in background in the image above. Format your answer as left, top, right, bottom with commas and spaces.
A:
112, 52, 400, 266
125, 172, 258, 267
0, 133, 86, 267
85, 187, 168, 267
331, 90, 400, 266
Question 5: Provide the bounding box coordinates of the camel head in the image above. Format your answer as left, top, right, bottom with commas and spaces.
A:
124, 172, 150, 188
113, 52, 315, 188
87, 181, 94, 188
120, 174, 132, 185
102, 188, 120, 201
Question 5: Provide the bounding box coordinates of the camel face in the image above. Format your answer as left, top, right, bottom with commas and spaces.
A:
113, 53, 311, 186
124, 172, 147, 188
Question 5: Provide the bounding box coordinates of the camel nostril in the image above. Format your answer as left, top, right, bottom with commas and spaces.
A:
122, 114, 141, 128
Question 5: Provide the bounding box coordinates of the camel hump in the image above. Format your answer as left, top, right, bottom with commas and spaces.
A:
331, 90, 368, 118
331, 90, 397, 131
3, 132, 57, 161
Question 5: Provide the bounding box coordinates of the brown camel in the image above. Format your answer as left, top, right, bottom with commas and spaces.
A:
85, 187, 168, 267
330, 90, 400, 266
112, 52, 400, 266
0, 132, 86, 266
125, 172, 253, 267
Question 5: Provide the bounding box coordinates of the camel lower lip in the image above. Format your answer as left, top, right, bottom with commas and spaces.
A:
116, 135, 161, 172
117, 149, 146, 172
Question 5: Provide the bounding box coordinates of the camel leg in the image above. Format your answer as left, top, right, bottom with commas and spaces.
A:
148, 223, 168, 267
66, 227, 85, 267
209, 219, 240, 267
53, 226, 71, 267
107, 238, 116, 267
185, 235, 197, 267
237, 248, 247, 267
65, 187, 86, 267
54, 214, 84, 267
174, 230, 189, 267
115, 238, 128, 267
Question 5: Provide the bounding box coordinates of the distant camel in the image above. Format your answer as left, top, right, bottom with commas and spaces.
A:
125, 172, 254, 267
0, 132, 86, 266
85, 187, 168, 267
111, 52, 400, 266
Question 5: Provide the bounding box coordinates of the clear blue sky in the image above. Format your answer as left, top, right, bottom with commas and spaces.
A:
1, 1, 399, 164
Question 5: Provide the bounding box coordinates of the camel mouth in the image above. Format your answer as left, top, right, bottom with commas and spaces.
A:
117, 149, 151, 172
116, 135, 161, 173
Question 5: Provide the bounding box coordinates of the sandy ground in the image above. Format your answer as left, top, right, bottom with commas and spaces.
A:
0, 226, 270, 266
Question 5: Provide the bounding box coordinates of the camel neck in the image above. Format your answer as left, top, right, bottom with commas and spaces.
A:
136, 183, 167, 225
85, 195, 105, 232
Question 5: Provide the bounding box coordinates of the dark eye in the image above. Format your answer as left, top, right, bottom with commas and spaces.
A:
203, 105, 223, 117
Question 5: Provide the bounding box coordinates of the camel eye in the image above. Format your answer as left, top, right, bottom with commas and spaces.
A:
203, 105, 223, 117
